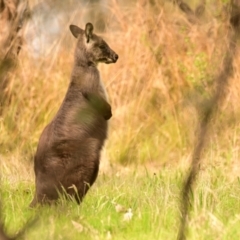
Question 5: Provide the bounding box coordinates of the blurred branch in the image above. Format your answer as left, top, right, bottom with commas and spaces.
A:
0, 1, 36, 239
177, 1, 240, 240
0, 200, 12, 240
0, 0, 30, 112
0, 201, 37, 240
173, 0, 206, 23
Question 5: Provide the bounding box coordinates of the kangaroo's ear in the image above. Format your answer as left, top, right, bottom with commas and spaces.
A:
69, 25, 83, 38
85, 23, 94, 43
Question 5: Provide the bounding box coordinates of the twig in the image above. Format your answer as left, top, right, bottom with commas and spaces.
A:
177, 1, 239, 239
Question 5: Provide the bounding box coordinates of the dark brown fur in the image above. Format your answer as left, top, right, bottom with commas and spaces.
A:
30, 23, 118, 207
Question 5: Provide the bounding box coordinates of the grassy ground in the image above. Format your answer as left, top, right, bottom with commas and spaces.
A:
1, 163, 240, 240
1, 0, 240, 239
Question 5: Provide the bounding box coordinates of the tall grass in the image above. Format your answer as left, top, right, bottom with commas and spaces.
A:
1, 0, 239, 169
1, 166, 240, 239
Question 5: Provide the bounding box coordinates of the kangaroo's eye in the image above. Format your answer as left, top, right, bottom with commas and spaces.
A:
99, 45, 106, 50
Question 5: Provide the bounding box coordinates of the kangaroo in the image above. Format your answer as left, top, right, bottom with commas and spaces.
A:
30, 23, 118, 207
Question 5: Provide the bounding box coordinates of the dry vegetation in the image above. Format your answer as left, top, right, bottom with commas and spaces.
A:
1, 0, 240, 173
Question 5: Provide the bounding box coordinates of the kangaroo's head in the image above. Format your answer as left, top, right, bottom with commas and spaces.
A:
69, 23, 118, 66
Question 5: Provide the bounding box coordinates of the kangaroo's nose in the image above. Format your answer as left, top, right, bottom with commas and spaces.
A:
113, 54, 118, 62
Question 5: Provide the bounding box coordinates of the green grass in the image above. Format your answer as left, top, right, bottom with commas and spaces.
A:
1, 166, 240, 240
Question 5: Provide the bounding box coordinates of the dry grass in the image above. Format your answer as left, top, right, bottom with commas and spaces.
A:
1, 0, 240, 173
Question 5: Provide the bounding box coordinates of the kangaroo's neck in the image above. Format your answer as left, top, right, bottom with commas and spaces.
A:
68, 49, 101, 93
74, 47, 97, 68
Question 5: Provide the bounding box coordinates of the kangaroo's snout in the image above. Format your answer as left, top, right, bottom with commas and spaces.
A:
105, 51, 118, 64
112, 53, 118, 63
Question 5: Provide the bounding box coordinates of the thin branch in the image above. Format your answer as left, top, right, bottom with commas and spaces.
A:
177, 1, 239, 240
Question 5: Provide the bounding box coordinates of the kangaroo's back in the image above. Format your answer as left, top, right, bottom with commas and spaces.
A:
30, 23, 118, 207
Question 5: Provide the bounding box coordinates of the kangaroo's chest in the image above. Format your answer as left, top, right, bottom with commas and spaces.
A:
98, 77, 108, 101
